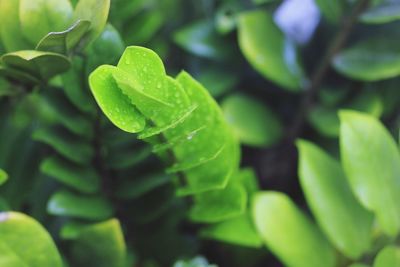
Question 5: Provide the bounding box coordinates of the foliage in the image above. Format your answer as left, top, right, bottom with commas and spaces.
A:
1, 0, 400, 267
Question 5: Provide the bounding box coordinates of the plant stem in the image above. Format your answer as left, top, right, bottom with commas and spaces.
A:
287, 0, 371, 141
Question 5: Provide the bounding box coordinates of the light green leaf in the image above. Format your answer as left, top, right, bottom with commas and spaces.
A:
0, 212, 62, 267
73, 0, 110, 44
47, 190, 113, 220
222, 93, 283, 147
36, 20, 91, 54
0, 0, 31, 51
201, 213, 263, 248
340, 110, 400, 236
40, 156, 100, 193
360, 2, 400, 24
19, 0, 73, 45
0, 169, 8, 186
373, 246, 400, 267
70, 219, 127, 267
238, 10, 304, 91
1, 50, 70, 81
297, 140, 373, 259
252, 191, 336, 267
333, 38, 400, 81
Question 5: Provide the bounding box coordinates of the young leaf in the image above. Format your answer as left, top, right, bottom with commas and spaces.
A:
297, 140, 373, 259
47, 190, 113, 220
333, 38, 400, 81
373, 246, 400, 267
0, 212, 62, 267
252, 191, 336, 267
340, 110, 400, 236
222, 93, 283, 147
238, 10, 304, 91
0, 169, 7, 186
70, 219, 127, 267
19, 0, 73, 45
73, 0, 110, 45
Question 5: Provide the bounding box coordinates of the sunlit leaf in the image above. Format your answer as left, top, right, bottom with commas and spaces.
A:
373, 246, 400, 267
0, 169, 8, 186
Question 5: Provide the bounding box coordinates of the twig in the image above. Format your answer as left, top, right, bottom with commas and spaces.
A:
287, 0, 371, 141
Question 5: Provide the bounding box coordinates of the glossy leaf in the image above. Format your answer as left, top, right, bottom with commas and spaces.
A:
373, 246, 400, 267
333, 39, 400, 81
40, 156, 100, 193
19, 0, 73, 45
297, 140, 373, 259
238, 10, 304, 91
222, 93, 283, 147
36, 20, 91, 54
252, 191, 336, 267
340, 110, 400, 236
0, 0, 31, 51
73, 0, 111, 44
201, 214, 263, 248
0, 169, 7, 186
360, 2, 400, 24
47, 190, 113, 220
0, 212, 62, 267
1, 50, 70, 81
70, 219, 127, 267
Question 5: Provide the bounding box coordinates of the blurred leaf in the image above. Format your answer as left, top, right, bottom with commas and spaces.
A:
115, 173, 170, 199
36, 20, 91, 54
47, 190, 113, 220
174, 20, 233, 60
252, 0, 279, 4
238, 10, 305, 91
360, 2, 400, 24
373, 246, 400, 267
349, 264, 370, 267
0, 65, 41, 84
196, 67, 237, 97
19, 0, 73, 45
297, 140, 373, 259
340, 110, 400, 236
0, 212, 62, 267
1, 50, 70, 81
123, 10, 164, 45
0, 169, 8, 186
201, 214, 263, 248
333, 38, 400, 81
40, 156, 100, 193
215, 3, 241, 35
252, 191, 336, 267
314, 0, 344, 23
222, 93, 283, 147
0, 0, 31, 51
189, 182, 247, 223
173, 256, 217, 267
70, 219, 127, 267
73, 0, 111, 45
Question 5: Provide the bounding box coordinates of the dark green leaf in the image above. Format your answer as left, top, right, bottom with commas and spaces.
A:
360, 2, 400, 24
314, 0, 344, 23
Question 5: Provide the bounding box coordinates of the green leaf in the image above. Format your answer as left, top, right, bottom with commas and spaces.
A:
360, 2, 400, 24
0, 212, 62, 267
222, 93, 283, 147
333, 38, 400, 81
47, 190, 113, 220
173, 256, 217, 267
201, 213, 263, 248
297, 140, 373, 259
32, 126, 94, 164
0, 0, 31, 51
349, 264, 370, 267
189, 182, 247, 223
0, 169, 8, 186
36, 20, 91, 54
173, 20, 233, 60
19, 0, 73, 45
40, 156, 100, 193
73, 0, 111, 45
196, 67, 237, 97
314, 0, 344, 23
340, 110, 400, 236
70, 219, 127, 267
252, 191, 336, 267
373, 246, 400, 267
238, 10, 304, 91
1, 50, 70, 81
